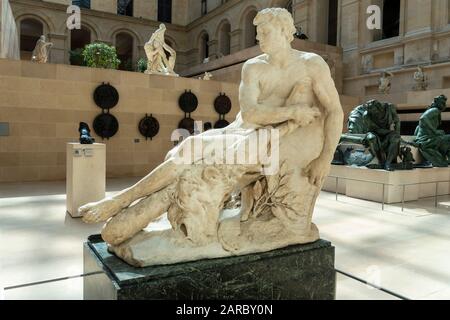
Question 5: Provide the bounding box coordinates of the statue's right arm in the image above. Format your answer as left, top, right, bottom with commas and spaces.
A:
239, 61, 297, 126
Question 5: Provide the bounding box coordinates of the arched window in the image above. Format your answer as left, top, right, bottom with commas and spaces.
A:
118, 0, 133, 16
243, 10, 258, 48
70, 26, 91, 65
158, 0, 172, 23
382, 0, 400, 39
116, 32, 134, 71
200, 33, 209, 62
218, 22, 231, 56
20, 18, 43, 60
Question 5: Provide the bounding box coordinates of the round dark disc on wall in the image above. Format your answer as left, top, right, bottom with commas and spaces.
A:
94, 83, 119, 110
178, 117, 195, 134
178, 91, 198, 113
93, 113, 119, 139
139, 114, 160, 140
214, 93, 232, 115
214, 119, 230, 129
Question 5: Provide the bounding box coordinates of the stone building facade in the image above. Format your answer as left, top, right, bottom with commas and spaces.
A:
10, 1, 450, 96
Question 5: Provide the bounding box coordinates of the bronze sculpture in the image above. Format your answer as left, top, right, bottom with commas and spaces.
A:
339, 100, 402, 171
414, 95, 450, 167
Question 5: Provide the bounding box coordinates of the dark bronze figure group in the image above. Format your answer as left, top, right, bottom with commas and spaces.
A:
335, 94, 449, 171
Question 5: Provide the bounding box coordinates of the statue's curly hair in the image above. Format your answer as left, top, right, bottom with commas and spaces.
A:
253, 8, 297, 43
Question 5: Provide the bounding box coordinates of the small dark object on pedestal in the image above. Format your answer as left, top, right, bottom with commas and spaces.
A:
79, 122, 95, 144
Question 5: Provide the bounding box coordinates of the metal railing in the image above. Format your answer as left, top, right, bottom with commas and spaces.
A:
328, 175, 450, 212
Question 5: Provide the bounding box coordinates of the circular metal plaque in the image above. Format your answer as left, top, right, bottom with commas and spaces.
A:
93, 113, 119, 139
94, 83, 119, 110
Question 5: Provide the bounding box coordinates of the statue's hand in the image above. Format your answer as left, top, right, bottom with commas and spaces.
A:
291, 106, 321, 126
303, 157, 330, 187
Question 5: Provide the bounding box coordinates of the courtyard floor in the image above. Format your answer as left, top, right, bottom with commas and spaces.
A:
0, 178, 449, 300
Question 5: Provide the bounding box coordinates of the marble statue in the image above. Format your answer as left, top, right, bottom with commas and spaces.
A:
80, 8, 344, 267
340, 100, 401, 171
144, 24, 178, 76
378, 71, 393, 94
413, 66, 428, 91
79, 122, 95, 144
31, 35, 53, 63
414, 95, 450, 167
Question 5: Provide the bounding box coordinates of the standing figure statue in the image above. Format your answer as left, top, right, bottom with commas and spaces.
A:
340, 100, 401, 171
31, 35, 53, 63
80, 8, 343, 267
413, 66, 428, 91
378, 71, 394, 94
144, 24, 178, 76
414, 95, 450, 167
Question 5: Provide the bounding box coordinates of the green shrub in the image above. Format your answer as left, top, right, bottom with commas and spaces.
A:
82, 43, 121, 69
137, 57, 147, 73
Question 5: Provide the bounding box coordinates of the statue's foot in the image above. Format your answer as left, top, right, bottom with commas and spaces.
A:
80, 197, 123, 223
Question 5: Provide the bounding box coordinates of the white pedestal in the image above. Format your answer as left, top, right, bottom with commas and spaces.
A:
66, 143, 106, 218
323, 165, 450, 204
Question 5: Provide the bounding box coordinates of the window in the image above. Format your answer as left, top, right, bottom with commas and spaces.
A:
158, 0, 172, 23
202, 0, 207, 16
200, 33, 209, 62
70, 26, 91, 65
72, 0, 90, 9
118, 0, 133, 17
218, 22, 231, 56
382, 0, 400, 39
327, 0, 338, 45
243, 10, 258, 48
116, 32, 134, 70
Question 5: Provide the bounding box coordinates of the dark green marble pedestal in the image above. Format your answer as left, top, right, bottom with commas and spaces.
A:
83, 235, 336, 300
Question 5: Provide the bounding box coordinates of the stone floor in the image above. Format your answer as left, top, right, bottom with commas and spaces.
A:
0, 178, 449, 300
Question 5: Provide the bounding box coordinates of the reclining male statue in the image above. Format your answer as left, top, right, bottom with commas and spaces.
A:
80, 8, 344, 267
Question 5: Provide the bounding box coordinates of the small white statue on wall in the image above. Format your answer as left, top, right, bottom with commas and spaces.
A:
31, 35, 53, 63
144, 24, 178, 76
378, 71, 394, 94
199, 72, 213, 80
413, 66, 428, 91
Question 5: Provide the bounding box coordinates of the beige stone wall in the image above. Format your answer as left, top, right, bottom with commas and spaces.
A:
0, 58, 239, 182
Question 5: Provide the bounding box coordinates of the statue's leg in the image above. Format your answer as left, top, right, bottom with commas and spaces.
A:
385, 133, 401, 170
365, 133, 384, 164
81, 159, 185, 223
101, 186, 174, 246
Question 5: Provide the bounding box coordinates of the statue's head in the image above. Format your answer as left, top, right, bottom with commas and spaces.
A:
160, 24, 166, 30
40, 35, 46, 41
253, 8, 296, 54
431, 94, 447, 111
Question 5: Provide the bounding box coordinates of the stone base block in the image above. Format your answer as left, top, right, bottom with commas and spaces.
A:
323, 165, 450, 204
83, 235, 336, 300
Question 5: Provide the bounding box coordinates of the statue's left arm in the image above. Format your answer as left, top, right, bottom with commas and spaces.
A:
304, 55, 344, 186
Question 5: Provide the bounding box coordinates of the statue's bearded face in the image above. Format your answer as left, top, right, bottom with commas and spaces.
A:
256, 23, 286, 54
